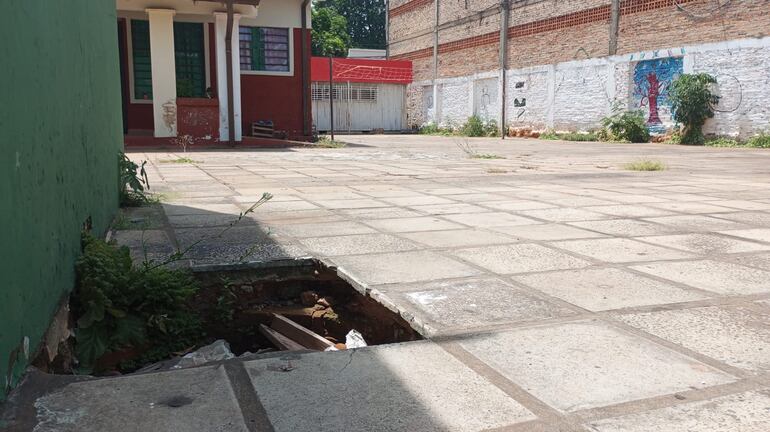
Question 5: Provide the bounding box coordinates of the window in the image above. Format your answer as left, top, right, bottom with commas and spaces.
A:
173, 22, 206, 98
311, 83, 378, 102
130, 20, 207, 100
239, 26, 290, 73
132, 20, 153, 100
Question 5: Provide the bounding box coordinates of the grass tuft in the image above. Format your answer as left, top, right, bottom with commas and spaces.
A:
624, 159, 666, 171
315, 137, 347, 148
159, 157, 199, 164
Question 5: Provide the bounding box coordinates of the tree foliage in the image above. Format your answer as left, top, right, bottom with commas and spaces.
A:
311, 6, 351, 57
669, 73, 720, 145
313, 0, 386, 53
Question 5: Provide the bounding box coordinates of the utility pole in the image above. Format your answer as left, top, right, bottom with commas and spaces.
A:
328, 56, 335, 141
432, 0, 439, 124
224, 0, 235, 146
499, 0, 509, 139
609, 0, 620, 55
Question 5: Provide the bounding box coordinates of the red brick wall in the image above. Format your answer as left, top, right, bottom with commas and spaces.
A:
391, 0, 770, 80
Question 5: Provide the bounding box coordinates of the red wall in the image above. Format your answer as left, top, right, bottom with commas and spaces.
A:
240, 28, 310, 141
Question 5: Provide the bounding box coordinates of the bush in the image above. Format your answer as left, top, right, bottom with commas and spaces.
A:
669, 73, 720, 145
539, 129, 560, 140
73, 234, 202, 372
600, 107, 650, 143
119, 152, 150, 207
746, 133, 770, 148
705, 137, 740, 148
461, 115, 499, 137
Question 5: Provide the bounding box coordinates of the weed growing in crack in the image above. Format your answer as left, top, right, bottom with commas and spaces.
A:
624, 159, 666, 171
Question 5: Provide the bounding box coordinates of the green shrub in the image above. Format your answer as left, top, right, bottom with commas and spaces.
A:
669, 73, 720, 145
539, 129, 560, 140
119, 152, 150, 207
419, 122, 441, 134
600, 107, 650, 143
745, 133, 770, 148
559, 132, 599, 142
461, 115, 499, 137
73, 234, 202, 372
624, 159, 666, 171
705, 137, 740, 147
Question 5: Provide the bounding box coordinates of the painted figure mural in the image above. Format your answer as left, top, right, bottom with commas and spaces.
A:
633, 57, 683, 133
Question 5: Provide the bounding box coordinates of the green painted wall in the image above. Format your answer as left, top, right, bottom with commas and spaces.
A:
0, 0, 123, 400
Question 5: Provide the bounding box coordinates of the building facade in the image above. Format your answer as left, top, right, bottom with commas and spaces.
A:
389, 0, 770, 137
118, 0, 312, 144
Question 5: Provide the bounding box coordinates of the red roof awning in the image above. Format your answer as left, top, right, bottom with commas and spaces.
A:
311, 57, 413, 85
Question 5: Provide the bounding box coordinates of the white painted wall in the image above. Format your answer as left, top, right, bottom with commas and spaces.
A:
411, 36, 770, 138
147, 9, 177, 138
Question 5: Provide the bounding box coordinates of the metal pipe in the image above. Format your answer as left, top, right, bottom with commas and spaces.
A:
329, 56, 335, 141
225, 0, 235, 146
499, 0, 509, 139
432, 0, 439, 124
301, 0, 311, 138
385, 0, 390, 59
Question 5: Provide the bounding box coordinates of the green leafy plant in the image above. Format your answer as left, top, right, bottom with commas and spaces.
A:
539, 129, 560, 140
705, 137, 740, 148
315, 136, 347, 148
461, 115, 499, 137
119, 152, 150, 206
669, 73, 720, 145
600, 105, 650, 143
745, 132, 770, 148
624, 159, 666, 171
73, 234, 202, 372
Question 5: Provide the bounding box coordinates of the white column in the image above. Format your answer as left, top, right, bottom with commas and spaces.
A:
147, 9, 177, 138
214, 12, 243, 142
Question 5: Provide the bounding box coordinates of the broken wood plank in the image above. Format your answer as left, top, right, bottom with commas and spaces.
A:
259, 324, 306, 351
270, 314, 335, 351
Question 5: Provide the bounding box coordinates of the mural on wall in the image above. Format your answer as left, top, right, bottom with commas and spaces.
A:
633, 57, 683, 133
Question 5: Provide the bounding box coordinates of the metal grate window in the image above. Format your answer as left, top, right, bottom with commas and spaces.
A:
239, 26, 290, 72
312, 83, 377, 102
131, 20, 153, 100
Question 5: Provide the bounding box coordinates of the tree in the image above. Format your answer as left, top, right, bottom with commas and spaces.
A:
311, 6, 350, 57
669, 73, 720, 145
315, 0, 386, 50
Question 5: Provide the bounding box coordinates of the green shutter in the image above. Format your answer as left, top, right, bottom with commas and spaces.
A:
131, 20, 152, 100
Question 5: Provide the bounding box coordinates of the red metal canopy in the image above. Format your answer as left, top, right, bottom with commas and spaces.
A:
311, 57, 413, 84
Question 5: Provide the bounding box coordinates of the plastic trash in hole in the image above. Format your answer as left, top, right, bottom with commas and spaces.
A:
173, 340, 235, 369
345, 330, 367, 349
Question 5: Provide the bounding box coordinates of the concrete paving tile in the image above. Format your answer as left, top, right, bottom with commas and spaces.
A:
390, 277, 573, 332
245, 342, 535, 432
518, 207, 611, 222
299, 233, 420, 256
584, 390, 770, 432
631, 260, 770, 295
635, 233, 770, 254
410, 203, 489, 215
452, 244, 591, 274
442, 212, 541, 227
482, 200, 557, 211
446, 193, 510, 202
553, 238, 693, 263
460, 321, 735, 412
162, 202, 243, 216
569, 219, 676, 237
732, 252, 770, 270
616, 305, 770, 372
645, 201, 736, 214
514, 268, 706, 311
271, 221, 376, 238
715, 211, 770, 226
582, 204, 675, 218
313, 198, 390, 209
492, 224, 606, 241
399, 229, 517, 248
643, 215, 750, 232
31, 366, 247, 432
365, 216, 464, 233
340, 207, 423, 219
707, 200, 770, 211
382, 195, 457, 206
552, 197, 617, 207
187, 242, 307, 265
176, 226, 275, 247
720, 228, 770, 243
332, 250, 483, 285
242, 200, 319, 213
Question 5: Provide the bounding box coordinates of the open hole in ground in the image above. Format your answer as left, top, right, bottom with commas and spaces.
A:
39, 259, 421, 375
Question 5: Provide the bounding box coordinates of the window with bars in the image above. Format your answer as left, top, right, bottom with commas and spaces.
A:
311, 83, 378, 102
239, 26, 290, 72
130, 20, 206, 100
131, 20, 153, 100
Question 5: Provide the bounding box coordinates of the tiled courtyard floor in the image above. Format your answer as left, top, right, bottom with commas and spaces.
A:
8, 136, 770, 431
